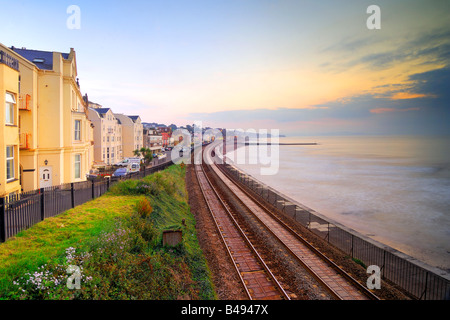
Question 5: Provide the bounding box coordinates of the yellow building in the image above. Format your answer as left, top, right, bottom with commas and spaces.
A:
88, 103, 124, 165
0, 44, 21, 197
114, 114, 143, 158
8, 45, 93, 191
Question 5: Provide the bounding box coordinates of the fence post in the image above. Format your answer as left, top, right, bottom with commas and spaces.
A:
0, 197, 6, 242
351, 234, 354, 258
40, 188, 45, 221
91, 180, 95, 199
308, 212, 311, 229
327, 222, 330, 242
419, 272, 429, 300
71, 183, 75, 208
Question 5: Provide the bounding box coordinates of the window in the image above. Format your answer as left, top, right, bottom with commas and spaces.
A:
5, 92, 16, 125
74, 154, 81, 179
74, 120, 81, 141
6, 146, 15, 181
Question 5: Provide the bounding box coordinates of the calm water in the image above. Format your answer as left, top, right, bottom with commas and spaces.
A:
230, 135, 450, 272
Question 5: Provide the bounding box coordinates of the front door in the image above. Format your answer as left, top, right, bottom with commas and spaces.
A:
39, 166, 52, 189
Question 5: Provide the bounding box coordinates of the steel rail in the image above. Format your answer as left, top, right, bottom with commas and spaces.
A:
213, 162, 380, 300
195, 164, 291, 300
194, 165, 252, 300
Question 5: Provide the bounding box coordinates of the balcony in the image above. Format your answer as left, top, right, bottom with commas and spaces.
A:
20, 133, 32, 150
19, 94, 32, 111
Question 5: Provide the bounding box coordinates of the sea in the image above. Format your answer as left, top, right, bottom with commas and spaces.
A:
227, 135, 450, 272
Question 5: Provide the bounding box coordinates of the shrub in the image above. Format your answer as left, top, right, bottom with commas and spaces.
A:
135, 198, 153, 219
129, 198, 157, 245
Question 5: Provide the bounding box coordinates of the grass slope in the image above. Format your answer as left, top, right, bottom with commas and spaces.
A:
0, 164, 216, 300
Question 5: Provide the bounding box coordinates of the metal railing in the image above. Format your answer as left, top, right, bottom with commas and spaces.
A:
0, 160, 173, 244
19, 133, 31, 149
19, 94, 31, 111
221, 163, 450, 300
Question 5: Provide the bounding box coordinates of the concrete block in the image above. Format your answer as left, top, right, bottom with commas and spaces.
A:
276, 200, 285, 210
283, 202, 297, 217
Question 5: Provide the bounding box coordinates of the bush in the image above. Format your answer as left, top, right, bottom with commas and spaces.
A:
129, 198, 157, 244
135, 198, 152, 219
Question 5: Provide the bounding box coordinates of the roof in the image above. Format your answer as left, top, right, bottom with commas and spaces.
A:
94, 108, 112, 115
128, 116, 141, 123
10, 47, 69, 70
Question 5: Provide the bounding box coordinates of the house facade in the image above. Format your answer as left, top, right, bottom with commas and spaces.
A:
143, 128, 163, 154
159, 127, 172, 148
114, 114, 143, 158
0, 44, 21, 197
88, 105, 123, 165
9, 46, 93, 191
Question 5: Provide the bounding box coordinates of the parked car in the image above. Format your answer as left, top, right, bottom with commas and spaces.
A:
86, 169, 99, 180
128, 163, 140, 173
116, 157, 141, 167
112, 167, 128, 177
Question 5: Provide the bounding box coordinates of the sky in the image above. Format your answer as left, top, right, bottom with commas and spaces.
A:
1, 0, 449, 136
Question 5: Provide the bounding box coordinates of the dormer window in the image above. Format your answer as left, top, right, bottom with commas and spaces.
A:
32, 58, 45, 63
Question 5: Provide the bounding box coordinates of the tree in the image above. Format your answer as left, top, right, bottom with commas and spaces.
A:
140, 147, 153, 165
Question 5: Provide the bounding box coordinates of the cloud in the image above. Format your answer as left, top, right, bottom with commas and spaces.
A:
389, 92, 429, 100
370, 107, 420, 114
188, 66, 450, 135
320, 26, 450, 74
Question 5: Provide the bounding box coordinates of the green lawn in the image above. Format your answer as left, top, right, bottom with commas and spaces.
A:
0, 164, 216, 300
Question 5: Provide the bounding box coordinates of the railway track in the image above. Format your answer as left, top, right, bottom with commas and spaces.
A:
194, 164, 291, 300
199, 142, 379, 300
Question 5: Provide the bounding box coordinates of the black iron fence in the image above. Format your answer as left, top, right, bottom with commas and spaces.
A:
221, 163, 450, 300
0, 161, 173, 244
